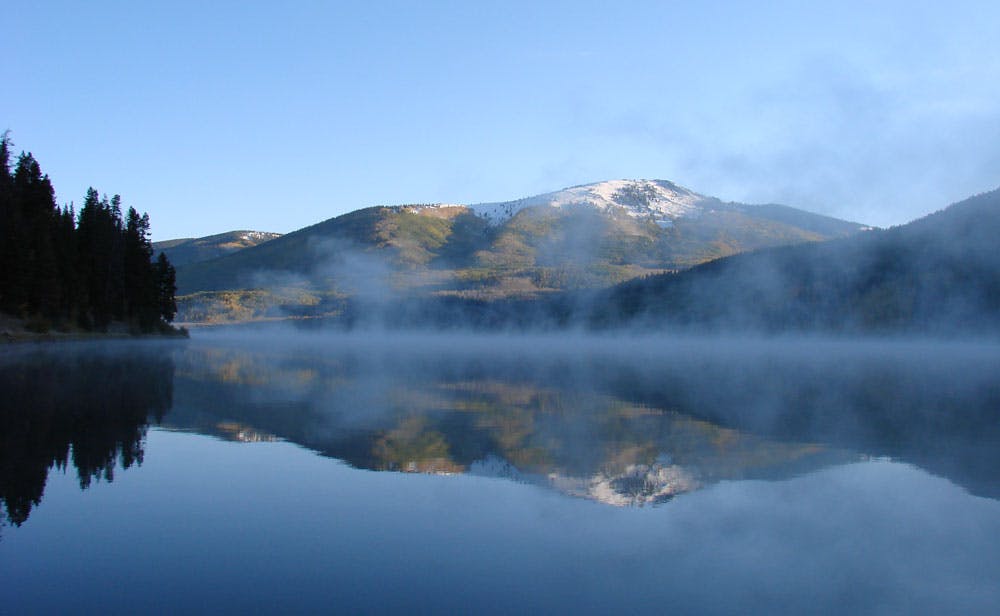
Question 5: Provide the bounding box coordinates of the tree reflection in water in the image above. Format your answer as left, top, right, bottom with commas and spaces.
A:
4, 335, 999, 523
0, 344, 175, 527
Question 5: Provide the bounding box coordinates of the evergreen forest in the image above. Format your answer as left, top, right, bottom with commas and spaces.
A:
0, 133, 178, 334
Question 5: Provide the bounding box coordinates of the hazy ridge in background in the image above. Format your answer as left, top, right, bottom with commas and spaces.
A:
164, 179, 1000, 337
169, 179, 868, 325
153, 230, 281, 267
594, 187, 1000, 334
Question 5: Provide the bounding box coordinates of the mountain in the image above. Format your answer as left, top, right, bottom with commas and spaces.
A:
463, 179, 864, 280
174, 180, 867, 322
593, 187, 1000, 333
470, 179, 862, 237
154, 230, 281, 267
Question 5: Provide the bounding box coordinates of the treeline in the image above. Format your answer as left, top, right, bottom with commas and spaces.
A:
0, 134, 177, 332
273, 187, 1000, 335
590, 187, 1000, 334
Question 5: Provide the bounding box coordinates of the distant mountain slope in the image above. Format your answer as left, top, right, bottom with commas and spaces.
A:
154, 230, 281, 267
470, 179, 863, 237
176, 180, 867, 301
593, 187, 1000, 333
176, 206, 485, 295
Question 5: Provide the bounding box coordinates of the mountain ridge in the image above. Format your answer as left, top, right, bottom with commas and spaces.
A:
174, 179, 867, 310
154, 230, 281, 267
590, 186, 1000, 333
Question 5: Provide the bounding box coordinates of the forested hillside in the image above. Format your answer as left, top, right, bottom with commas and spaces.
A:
154, 230, 281, 267
0, 134, 178, 334
592, 188, 1000, 333
171, 180, 866, 323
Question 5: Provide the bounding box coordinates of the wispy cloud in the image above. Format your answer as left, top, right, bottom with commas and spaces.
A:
594, 55, 1000, 226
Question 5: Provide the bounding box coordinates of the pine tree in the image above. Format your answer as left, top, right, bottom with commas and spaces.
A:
12, 153, 61, 320
54, 204, 79, 320
0, 134, 178, 334
106, 195, 126, 322
0, 132, 21, 314
155, 252, 177, 324
124, 206, 157, 329
75, 188, 100, 326
77, 190, 124, 329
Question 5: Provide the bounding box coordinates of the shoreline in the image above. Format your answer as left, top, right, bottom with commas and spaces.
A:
0, 315, 188, 344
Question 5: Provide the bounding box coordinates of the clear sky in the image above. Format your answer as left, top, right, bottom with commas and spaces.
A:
6, 1, 1000, 240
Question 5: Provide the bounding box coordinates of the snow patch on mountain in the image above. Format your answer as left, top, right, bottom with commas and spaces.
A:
469, 179, 709, 225
402, 203, 466, 213
239, 231, 282, 243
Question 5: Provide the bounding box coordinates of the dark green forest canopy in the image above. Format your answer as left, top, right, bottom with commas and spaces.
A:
590, 187, 1000, 334
283, 188, 1000, 334
0, 133, 177, 333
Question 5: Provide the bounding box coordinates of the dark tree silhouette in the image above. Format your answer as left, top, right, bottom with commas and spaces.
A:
0, 349, 175, 526
155, 252, 177, 323
0, 134, 179, 333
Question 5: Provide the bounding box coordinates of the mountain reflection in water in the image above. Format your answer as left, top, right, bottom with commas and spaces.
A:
3, 334, 1000, 614
166, 340, 858, 507
3, 333, 1000, 525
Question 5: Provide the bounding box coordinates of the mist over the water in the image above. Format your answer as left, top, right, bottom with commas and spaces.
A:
184, 327, 1000, 497
4, 332, 1000, 614
179, 184, 1000, 337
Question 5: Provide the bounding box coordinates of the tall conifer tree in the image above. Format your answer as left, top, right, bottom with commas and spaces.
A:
0, 134, 178, 333
155, 252, 177, 324
0, 132, 20, 314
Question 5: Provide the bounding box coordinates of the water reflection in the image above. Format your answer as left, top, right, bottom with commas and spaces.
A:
0, 343, 175, 527
4, 335, 999, 524
595, 339, 1000, 497
166, 334, 1000, 502
2, 335, 999, 613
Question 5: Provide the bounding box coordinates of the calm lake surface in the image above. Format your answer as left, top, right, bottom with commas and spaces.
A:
2, 331, 1000, 614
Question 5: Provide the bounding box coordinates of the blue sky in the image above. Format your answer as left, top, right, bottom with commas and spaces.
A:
6, 1, 1000, 240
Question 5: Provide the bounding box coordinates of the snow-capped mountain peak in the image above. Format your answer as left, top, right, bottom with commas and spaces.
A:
239, 231, 282, 243
469, 179, 709, 225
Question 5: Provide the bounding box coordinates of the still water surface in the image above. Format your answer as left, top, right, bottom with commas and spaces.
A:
2, 332, 999, 613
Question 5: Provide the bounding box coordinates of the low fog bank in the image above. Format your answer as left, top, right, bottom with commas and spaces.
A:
183, 327, 1000, 499
593, 187, 1000, 335
189, 322, 1000, 356
7, 332, 998, 504
178, 187, 1000, 338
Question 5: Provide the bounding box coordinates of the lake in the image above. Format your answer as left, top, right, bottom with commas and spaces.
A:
2, 331, 999, 614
